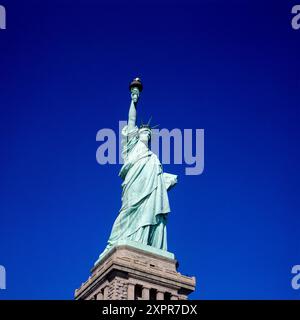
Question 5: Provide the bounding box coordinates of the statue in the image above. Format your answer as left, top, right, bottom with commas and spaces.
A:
96, 78, 177, 263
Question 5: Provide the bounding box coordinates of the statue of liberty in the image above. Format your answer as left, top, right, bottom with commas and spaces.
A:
96, 78, 177, 263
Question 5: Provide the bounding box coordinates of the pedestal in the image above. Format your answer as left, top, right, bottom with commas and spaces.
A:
74, 243, 196, 300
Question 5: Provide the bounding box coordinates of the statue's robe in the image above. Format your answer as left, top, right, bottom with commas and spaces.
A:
99, 125, 177, 259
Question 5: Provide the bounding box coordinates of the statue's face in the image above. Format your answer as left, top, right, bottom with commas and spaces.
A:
139, 128, 151, 144
131, 87, 140, 103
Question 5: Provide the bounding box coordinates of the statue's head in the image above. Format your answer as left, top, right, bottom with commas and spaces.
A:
139, 125, 152, 143
138, 117, 158, 144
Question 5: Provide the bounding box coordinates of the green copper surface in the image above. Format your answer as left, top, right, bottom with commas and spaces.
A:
95, 79, 177, 265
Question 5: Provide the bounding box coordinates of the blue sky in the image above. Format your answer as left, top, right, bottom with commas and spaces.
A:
0, 0, 299, 299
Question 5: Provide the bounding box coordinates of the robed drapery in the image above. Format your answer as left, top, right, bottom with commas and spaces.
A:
98, 125, 177, 259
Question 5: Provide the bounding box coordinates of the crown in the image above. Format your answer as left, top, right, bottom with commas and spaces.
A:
139, 116, 159, 131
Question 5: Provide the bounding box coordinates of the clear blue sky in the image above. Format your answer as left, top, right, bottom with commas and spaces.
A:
0, 0, 299, 299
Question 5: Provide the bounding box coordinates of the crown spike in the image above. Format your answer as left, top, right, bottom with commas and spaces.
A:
147, 116, 152, 127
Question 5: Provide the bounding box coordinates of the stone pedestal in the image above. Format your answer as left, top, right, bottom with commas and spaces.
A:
75, 244, 196, 300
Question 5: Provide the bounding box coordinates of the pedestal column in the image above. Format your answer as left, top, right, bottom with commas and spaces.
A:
156, 291, 164, 300
142, 287, 150, 300
128, 283, 135, 300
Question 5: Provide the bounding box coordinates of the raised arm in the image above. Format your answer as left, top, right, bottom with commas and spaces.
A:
128, 100, 137, 131
128, 87, 139, 131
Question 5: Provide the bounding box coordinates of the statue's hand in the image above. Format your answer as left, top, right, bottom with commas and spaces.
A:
131, 92, 139, 104
131, 87, 140, 104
